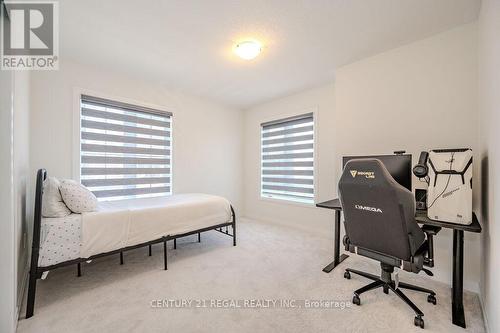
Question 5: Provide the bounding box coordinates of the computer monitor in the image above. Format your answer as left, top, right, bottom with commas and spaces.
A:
342, 154, 412, 191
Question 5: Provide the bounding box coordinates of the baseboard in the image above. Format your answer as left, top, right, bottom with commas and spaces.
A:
464, 281, 480, 294
241, 214, 331, 239
478, 288, 490, 333
16, 263, 29, 324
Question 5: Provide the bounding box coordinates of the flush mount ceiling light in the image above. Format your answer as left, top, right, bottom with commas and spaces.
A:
234, 41, 262, 60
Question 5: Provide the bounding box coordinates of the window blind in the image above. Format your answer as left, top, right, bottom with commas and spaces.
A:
80, 95, 172, 201
261, 113, 314, 204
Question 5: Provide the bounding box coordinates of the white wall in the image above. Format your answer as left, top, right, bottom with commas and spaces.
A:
30, 61, 243, 212
243, 24, 480, 291
334, 23, 480, 291
478, 1, 500, 332
0, 66, 16, 333
243, 83, 337, 235
0, 68, 31, 332
13, 71, 31, 320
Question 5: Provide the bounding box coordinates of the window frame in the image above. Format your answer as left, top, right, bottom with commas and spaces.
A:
259, 108, 317, 206
73, 89, 173, 200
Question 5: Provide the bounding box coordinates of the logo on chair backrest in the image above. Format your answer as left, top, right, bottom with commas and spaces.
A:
349, 170, 374, 179
355, 205, 383, 213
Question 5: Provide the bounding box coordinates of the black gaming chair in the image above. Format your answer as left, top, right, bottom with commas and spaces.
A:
339, 159, 437, 329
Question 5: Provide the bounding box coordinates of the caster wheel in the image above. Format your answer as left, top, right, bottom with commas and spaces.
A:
414, 316, 424, 329
352, 294, 361, 306
383, 285, 389, 294
427, 294, 437, 305
344, 271, 351, 280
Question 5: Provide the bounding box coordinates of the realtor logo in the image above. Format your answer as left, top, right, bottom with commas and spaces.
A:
350, 170, 357, 178
1, 0, 59, 70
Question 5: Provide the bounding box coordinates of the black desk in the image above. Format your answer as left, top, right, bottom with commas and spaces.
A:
316, 199, 349, 273
316, 198, 481, 328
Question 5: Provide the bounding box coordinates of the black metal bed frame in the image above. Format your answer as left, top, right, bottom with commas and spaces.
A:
26, 169, 236, 318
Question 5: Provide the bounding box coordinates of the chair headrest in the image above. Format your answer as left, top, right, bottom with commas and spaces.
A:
341, 158, 403, 190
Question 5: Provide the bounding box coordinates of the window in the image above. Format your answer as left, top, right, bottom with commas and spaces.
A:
80, 95, 172, 201
261, 113, 314, 204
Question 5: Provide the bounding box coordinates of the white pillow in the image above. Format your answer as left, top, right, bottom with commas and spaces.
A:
42, 177, 71, 218
59, 180, 99, 213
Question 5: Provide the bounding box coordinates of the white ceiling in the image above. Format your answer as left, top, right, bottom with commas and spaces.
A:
60, 0, 480, 109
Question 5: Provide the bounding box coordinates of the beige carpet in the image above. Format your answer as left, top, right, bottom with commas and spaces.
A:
17, 219, 485, 333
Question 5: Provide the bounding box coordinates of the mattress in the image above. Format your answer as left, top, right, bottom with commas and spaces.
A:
38, 193, 232, 267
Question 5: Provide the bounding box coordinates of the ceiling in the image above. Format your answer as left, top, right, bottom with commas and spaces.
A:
60, 0, 480, 109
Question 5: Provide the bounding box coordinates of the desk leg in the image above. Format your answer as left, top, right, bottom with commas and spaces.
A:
452, 229, 466, 328
323, 210, 349, 273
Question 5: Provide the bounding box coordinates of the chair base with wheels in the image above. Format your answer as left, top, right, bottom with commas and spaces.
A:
344, 263, 436, 329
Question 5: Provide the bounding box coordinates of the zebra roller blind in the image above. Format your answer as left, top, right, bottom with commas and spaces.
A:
261, 113, 314, 204
80, 95, 172, 201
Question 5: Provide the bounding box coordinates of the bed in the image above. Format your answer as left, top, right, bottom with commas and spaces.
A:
27, 169, 236, 318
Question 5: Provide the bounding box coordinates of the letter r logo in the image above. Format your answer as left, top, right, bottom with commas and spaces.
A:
2, 1, 55, 56
10, 8, 48, 49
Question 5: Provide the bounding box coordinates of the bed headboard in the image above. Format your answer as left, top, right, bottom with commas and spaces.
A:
29, 169, 46, 273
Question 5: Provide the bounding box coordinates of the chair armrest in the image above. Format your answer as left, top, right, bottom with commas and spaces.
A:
343, 235, 350, 251
421, 225, 442, 268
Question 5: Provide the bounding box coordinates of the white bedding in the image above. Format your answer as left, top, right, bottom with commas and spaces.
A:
38, 194, 232, 267
39, 214, 82, 267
